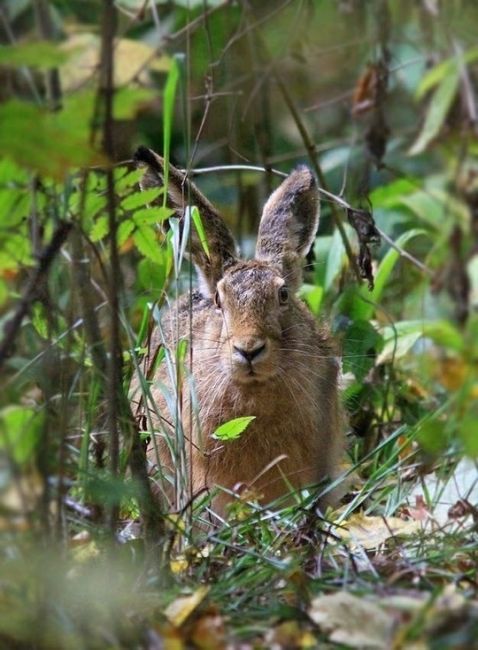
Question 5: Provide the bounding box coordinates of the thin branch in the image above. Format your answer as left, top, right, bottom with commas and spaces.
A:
100, 0, 121, 536
0, 222, 72, 370
0, 7, 42, 103
187, 164, 433, 277
132, 0, 232, 81
32, 0, 62, 110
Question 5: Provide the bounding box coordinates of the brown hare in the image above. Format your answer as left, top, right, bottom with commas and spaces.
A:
131, 146, 343, 519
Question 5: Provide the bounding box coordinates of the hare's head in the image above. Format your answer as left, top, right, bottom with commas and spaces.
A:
134, 147, 319, 385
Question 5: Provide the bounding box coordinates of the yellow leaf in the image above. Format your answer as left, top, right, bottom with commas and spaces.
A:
436, 357, 468, 391
170, 555, 189, 574
337, 513, 420, 550
60, 33, 172, 90
165, 586, 210, 627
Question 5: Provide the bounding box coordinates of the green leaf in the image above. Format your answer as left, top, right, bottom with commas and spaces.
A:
342, 320, 383, 381
115, 169, 142, 192
176, 338, 188, 365
418, 419, 448, 455
31, 304, 48, 339
370, 178, 417, 208
416, 46, 478, 99
300, 284, 324, 315
0, 231, 32, 269
90, 215, 109, 242
0, 98, 99, 179
325, 228, 348, 290
377, 319, 464, 364
133, 225, 159, 261
212, 416, 256, 442
0, 41, 68, 68
137, 257, 168, 292
0, 188, 30, 227
460, 403, 478, 456
0, 279, 8, 307
409, 68, 460, 155
114, 87, 155, 119
0, 405, 44, 464
162, 56, 180, 207
121, 188, 163, 211
133, 206, 173, 225
117, 219, 135, 246
191, 206, 210, 258
350, 229, 428, 321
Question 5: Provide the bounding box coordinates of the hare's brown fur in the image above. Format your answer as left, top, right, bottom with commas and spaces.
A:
131, 147, 343, 517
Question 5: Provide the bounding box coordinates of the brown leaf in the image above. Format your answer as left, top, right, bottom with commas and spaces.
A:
190, 610, 226, 650
352, 64, 381, 116
347, 208, 381, 289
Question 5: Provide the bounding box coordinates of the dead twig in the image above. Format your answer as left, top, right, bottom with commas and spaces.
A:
0, 221, 72, 370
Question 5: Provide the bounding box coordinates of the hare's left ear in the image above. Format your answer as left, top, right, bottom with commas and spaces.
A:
134, 146, 238, 297
255, 166, 319, 291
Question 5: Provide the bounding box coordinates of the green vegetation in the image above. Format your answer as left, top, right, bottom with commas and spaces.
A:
1, 1, 478, 647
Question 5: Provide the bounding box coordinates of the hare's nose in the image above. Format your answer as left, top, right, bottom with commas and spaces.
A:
233, 340, 266, 363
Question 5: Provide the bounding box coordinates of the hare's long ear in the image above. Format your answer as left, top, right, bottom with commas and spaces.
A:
134, 146, 237, 297
255, 166, 319, 291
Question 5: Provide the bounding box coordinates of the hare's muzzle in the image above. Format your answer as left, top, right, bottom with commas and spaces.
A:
231, 337, 268, 371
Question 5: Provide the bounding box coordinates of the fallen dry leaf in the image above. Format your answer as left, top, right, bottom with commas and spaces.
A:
265, 621, 316, 648
337, 513, 420, 550
164, 586, 210, 628
190, 611, 226, 650
309, 591, 394, 649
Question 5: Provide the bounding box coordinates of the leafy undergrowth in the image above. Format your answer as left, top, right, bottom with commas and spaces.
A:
1, 1, 478, 648
1, 447, 478, 649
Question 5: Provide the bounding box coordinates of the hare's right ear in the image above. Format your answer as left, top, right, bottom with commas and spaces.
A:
134, 146, 237, 297
255, 166, 319, 291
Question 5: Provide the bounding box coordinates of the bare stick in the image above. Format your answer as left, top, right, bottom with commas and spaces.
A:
99, 0, 121, 535
272, 70, 362, 282
0, 222, 72, 370
188, 164, 433, 278
32, 0, 62, 110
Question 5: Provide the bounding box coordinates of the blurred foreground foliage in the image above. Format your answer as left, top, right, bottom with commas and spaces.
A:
0, 0, 478, 647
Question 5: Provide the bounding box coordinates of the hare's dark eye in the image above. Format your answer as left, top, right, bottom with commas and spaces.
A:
278, 286, 289, 305
214, 290, 221, 309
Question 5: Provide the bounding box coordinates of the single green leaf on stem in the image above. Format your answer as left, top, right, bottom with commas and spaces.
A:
212, 416, 256, 442
133, 206, 174, 225
121, 187, 163, 211
117, 219, 135, 246
190, 206, 210, 259
115, 169, 143, 192
133, 225, 160, 262
90, 215, 109, 242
